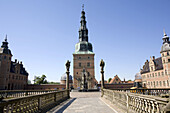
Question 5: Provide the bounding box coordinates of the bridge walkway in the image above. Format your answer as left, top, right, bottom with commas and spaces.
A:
48, 92, 118, 113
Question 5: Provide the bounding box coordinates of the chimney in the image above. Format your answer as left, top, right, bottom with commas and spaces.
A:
15, 59, 17, 63
20, 61, 22, 65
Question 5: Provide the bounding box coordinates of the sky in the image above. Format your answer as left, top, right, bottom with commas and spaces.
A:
0, 0, 170, 83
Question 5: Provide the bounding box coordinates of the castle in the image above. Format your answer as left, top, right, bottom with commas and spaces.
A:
141, 31, 170, 88
0, 36, 28, 90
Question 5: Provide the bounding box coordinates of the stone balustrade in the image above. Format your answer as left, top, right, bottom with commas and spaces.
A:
102, 89, 170, 113
0, 90, 58, 99
0, 90, 69, 113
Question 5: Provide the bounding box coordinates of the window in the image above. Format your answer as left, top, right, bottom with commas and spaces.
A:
158, 72, 160, 76
155, 73, 157, 77
87, 62, 90, 67
163, 81, 166, 86
165, 70, 167, 75
153, 81, 155, 87
160, 81, 162, 86
162, 72, 164, 76
79, 57, 81, 59
147, 74, 149, 78
12, 75, 14, 79
168, 59, 170, 62
152, 73, 154, 77
163, 60, 165, 63
79, 63, 81, 67
151, 82, 152, 86
167, 80, 169, 86
162, 53, 164, 57
156, 81, 158, 86
88, 57, 90, 59
150, 74, 151, 77
167, 52, 169, 56
4, 56, 6, 59
148, 82, 150, 86
151, 67, 153, 71
9, 57, 11, 60
77, 72, 78, 74
16, 76, 18, 80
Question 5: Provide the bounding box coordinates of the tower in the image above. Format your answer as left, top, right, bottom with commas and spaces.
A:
0, 35, 12, 90
160, 30, 170, 87
73, 6, 97, 89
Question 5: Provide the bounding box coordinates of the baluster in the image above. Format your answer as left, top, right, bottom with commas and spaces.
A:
148, 101, 151, 113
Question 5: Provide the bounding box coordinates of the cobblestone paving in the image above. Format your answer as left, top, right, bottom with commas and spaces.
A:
53, 92, 117, 113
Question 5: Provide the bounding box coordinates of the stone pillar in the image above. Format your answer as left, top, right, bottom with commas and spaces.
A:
100, 59, 105, 97
65, 60, 70, 98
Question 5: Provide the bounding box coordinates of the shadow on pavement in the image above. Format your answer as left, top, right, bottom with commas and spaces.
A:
54, 98, 76, 113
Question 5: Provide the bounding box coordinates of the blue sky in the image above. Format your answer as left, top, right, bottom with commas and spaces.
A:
0, 0, 170, 83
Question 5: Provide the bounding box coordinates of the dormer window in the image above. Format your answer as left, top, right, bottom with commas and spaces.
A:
167, 52, 169, 55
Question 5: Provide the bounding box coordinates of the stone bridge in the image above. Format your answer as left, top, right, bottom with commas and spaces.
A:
0, 89, 170, 113
48, 92, 118, 113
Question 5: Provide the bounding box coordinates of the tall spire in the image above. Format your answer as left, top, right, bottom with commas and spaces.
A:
162, 29, 169, 44
79, 4, 88, 42
1, 35, 9, 49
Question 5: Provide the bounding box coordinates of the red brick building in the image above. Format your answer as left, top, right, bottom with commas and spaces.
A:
73, 8, 97, 89
0, 36, 28, 90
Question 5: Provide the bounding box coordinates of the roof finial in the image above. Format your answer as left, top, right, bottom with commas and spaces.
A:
163, 28, 167, 36
82, 4, 84, 11
5, 34, 7, 42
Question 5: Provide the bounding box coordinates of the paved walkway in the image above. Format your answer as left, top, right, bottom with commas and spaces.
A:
50, 92, 117, 113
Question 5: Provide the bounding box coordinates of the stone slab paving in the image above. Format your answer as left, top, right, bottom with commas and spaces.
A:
52, 92, 117, 113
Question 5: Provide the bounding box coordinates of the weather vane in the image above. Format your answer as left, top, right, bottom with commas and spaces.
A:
82, 4, 84, 11
163, 28, 167, 36
5, 34, 7, 42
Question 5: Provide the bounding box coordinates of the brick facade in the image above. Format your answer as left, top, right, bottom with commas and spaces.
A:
73, 54, 96, 89
141, 32, 170, 88
0, 37, 28, 90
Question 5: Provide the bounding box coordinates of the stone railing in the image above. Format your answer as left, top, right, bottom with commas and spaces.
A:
0, 90, 69, 113
0, 90, 58, 99
102, 89, 170, 113
107, 88, 170, 97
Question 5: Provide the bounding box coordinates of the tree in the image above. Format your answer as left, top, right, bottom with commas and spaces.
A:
128, 79, 132, 81
27, 80, 32, 84
108, 78, 112, 83
48, 82, 60, 84
33, 75, 48, 84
